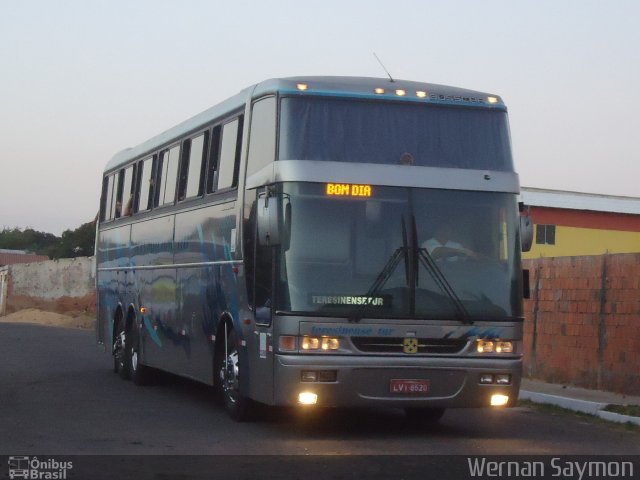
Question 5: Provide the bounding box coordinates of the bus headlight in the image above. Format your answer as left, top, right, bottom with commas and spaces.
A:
301, 336, 340, 351
476, 339, 514, 354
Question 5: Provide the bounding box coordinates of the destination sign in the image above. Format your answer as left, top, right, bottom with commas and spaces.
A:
310, 294, 391, 307
326, 183, 372, 197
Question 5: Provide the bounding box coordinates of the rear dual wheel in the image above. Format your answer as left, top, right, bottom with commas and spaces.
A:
113, 319, 150, 385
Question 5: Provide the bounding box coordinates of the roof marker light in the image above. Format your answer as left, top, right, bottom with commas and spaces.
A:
487, 96, 499, 104
296, 83, 308, 91
374, 88, 385, 94
395, 89, 406, 96
416, 90, 428, 98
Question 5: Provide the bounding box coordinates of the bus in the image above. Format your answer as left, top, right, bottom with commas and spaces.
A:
96, 76, 533, 422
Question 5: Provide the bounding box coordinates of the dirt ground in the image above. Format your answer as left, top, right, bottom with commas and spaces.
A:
0, 308, 95, 329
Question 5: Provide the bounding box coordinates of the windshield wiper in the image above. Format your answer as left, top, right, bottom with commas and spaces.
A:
417, 247, 472, 324
348, 218, 409, 322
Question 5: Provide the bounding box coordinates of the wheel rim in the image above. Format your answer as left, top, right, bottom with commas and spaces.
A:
131, 349, 138, 372
220, 348, 240, 405
114, 329, 126, 370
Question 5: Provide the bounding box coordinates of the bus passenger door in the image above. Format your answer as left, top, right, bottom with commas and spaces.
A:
246, 231, 275, 404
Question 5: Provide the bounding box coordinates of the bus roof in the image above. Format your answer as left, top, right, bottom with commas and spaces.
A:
105, 76, 505, 173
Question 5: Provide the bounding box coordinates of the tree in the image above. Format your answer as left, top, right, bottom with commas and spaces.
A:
0, 221, 96, 259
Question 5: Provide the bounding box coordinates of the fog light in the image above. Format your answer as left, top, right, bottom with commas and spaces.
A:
491, 394, 509, 406
480, 374, 494, 384
495, 374, 511, 385
301, 371, 317, 382
318, 370, 337, 382
298, 392, 318, 405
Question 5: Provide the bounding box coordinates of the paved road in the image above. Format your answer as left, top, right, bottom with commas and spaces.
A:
1, 323, 639, 457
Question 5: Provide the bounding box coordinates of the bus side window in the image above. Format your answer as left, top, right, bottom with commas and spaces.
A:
100, 175, 113, 222
217, 116, 243, 191
178, 132, 208, 201
206, 126, 221, 194
112, 170, 124, 219
135, 156, 154, 213
121, 164, 134, 216
247, 96, 276, 177
157, 145, 180, 206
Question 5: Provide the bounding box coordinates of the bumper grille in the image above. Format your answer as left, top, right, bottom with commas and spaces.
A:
352, 337, 468, 354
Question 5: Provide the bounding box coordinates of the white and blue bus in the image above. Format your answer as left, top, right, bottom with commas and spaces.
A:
97, 76, 533, 421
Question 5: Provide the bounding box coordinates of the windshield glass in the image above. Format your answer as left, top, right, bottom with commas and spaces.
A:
279, 97, 513, 171
275, 183, 522, 320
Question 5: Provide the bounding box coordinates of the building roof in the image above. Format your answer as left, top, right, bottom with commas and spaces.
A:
0, 252, 49, 266
521, 187, 640, 215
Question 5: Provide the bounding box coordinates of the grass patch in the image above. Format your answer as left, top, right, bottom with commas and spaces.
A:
517, 399, 639, 432
604, 404, 640, 417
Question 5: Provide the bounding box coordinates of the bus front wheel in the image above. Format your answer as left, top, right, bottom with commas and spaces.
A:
218, 329, 252, 422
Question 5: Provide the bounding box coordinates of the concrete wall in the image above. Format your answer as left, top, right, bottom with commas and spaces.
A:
2, 257, 96, 315
523, 253, 640, 395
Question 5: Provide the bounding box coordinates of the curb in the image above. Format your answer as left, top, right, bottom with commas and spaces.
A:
519, 390, 640, 426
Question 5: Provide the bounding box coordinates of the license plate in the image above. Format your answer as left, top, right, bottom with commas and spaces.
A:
390, 379, 430, 394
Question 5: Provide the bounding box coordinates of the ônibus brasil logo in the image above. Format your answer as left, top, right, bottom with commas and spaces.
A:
8, 456, 73, 479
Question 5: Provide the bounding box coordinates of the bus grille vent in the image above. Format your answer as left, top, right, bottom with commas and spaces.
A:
351, 337, 468, 354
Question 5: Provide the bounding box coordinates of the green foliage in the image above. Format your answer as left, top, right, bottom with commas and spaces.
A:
0, 221, 96, 259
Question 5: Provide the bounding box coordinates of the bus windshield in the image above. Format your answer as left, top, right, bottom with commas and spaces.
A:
275, 183, 522, 320
279, 97, 513, 171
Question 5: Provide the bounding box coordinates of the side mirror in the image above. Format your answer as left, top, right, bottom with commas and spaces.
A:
257, 191, 282, 246
519, 203, 533, 252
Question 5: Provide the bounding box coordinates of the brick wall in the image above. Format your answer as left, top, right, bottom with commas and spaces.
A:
523, 253, 640, 395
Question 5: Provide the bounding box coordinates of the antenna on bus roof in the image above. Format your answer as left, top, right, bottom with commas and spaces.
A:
373, 52, 395, 83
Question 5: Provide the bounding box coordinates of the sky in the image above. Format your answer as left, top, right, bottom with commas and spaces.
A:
1, 0, 639, 235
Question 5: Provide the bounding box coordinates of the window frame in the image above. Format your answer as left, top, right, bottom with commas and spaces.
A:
178, 130, 209, 202
215, 116, 244, 192
155, 143, 181, 208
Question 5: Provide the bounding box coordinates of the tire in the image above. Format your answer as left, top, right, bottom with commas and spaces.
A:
217, 329, 252, 421
113, 320, 130, 379
404, 407, 446, 425
130, 322, 151, 386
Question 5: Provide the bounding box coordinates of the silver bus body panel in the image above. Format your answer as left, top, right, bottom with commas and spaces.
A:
245, 160, 520, 193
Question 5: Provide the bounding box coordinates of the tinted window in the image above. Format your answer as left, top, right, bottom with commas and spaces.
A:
217, 118, 242, 190
206, 126, 221, 194
102, 174, 115, 221
111, 172, 122, 218
158, 145, 180, 206
122, 165, 134, 216
247, 97, 276, 177
279, 97, 514, 171
184, 133, 207, 199
136, 156, 154, 212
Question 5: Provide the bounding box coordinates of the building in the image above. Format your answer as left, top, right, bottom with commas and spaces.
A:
0, 249, 49, 267
520, 188, 640, 258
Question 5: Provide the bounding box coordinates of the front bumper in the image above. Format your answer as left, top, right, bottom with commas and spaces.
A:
273, 354, 521, 408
